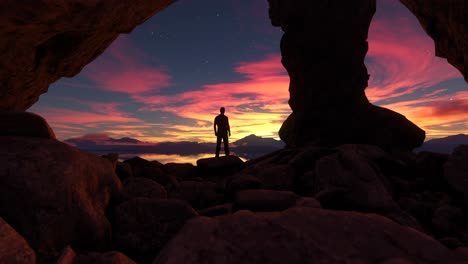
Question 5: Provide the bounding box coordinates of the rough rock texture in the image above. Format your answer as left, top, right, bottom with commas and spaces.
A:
0, 137, 123, 262
123, 177, 167, 200
0, 217, 36, 264
400, 0, 467, 81
197, 156, 245, 176
0, 0, 176, 111
168, 181, 220, 210
154, 207, 457, 264
268, 0, 425, 149
113, 198, 198, 264
74, 251, 137, 264
233, 189, 299, 212
0, 111, 55, 138
123, 157, 169, 185
444, 145, 468, 196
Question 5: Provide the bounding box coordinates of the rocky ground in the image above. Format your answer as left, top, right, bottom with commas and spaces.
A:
1, 114, 468, 264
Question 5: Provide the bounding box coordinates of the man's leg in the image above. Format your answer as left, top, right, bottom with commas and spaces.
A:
215, 136, 221, 157
223, 135, 230, 156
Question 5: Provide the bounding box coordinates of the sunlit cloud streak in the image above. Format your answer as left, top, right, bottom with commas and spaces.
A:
380, 91, 468, 138
135, 54, 291, 141
366, 6, 461, 103
82, 35, 172, 95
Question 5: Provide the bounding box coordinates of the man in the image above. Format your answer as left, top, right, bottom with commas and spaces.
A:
214, 107, 231, 157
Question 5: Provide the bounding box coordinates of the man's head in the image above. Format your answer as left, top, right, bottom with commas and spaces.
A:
220, 107, 225, 114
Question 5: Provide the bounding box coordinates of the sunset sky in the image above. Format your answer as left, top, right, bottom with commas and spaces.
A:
30, 0, 467, 143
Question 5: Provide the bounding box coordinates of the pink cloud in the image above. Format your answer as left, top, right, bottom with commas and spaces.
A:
82, 35, 172, 95
36, 107, 142, 125
366, 0, 462, 102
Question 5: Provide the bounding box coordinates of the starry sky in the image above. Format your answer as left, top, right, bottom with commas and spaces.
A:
30, 0, 467, 143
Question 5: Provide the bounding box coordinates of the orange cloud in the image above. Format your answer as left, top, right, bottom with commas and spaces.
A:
135, 54, 291, 142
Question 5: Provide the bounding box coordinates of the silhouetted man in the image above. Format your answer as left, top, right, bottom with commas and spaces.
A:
214, 107, 231, 157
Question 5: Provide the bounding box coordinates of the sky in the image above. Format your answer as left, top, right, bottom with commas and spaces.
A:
30, 0, 467, 143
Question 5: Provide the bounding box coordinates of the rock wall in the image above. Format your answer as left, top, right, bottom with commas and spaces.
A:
268, 0, 425, 150
400, 0, 467, 82
0, 0, 176, 111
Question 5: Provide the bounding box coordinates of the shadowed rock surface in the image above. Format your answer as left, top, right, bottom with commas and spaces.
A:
153, 207, 457, 264
0, 111, 55, 139
113, 198, 198, 264
268, 0, 425, 150
73, 251, 137, 264
0, 217, 36, 264
400, 0, 467, 81
0, 0, 176, 111
0, 137, 123, 262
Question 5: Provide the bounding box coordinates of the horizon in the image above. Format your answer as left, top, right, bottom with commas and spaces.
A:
30, 0, 467, 143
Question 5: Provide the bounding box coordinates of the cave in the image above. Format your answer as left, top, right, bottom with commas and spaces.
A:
0, 0, 467, 263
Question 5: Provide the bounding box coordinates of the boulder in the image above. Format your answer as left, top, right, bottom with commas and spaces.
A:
0, 217, 36, 264
432, 205, 464, 237
0, 137, 122, 262
0, 111, 55, 139
55, 246, 76, 264
154, 207, 457, 263
102, 153, 119, 170
168, 181, 219, 210
198, 204, 233, 217
444, 145, 468, 196
314, 145, 396, 211
196, 156, 244, 176
123, 177, 167, 200
74, 252, 136, 264
400, 0, 467, 81
314, 145, 422, 229
163, 163, 198, 180
233, 189, 298, 212
113, 198, 198, 264
56, 246, 137, 264
123, 157, 168, 185
116, 162, 133, 181
0, 0, 176, 111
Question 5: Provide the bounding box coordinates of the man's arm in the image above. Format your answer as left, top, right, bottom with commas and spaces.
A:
214, 118, 218, 136
227, 117, 231, 137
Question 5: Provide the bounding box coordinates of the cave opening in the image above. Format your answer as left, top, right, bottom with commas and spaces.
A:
26, 0, 466, 156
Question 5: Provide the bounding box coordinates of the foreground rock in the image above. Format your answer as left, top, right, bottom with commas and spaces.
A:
197, 156, 244, 177
0, 217, 36, 264
233, 189, 299, 212
0, 0, 176, 111
0, 111, 55, 139
114, 198, 198, 263
154, 207, 458, 263
123, 177, 167, 200
444, 145, 468, 200
74, 251, 136, 264
0, 137, 122, 262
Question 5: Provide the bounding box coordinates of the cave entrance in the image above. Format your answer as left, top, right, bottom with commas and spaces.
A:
28, 0, 466, 156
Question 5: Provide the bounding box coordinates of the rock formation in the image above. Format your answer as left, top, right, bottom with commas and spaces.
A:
400, 0, 467, 82
268, 0, 425, 150
0, 0, 176, 111
154, 208, 458, 264
0, 136, 123, 262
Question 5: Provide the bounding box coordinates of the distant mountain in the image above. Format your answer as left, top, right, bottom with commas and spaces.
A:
416, 134, 468, 154
234, 134, 285, 148
232, 134, 285, 159
64, 134, 285, 159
